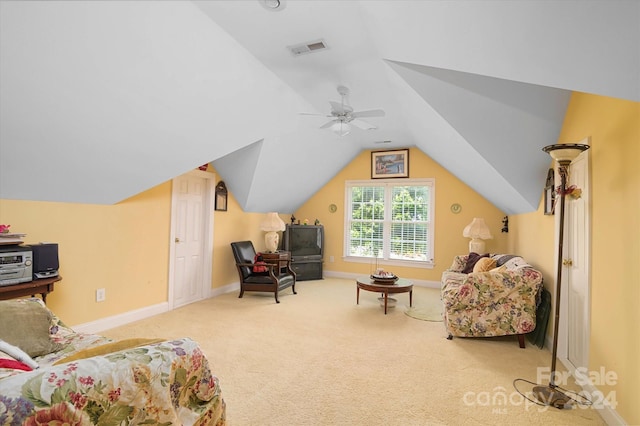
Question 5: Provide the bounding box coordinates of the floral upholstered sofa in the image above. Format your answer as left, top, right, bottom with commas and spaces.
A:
0, 298, 225, 425
441, 253, 543, 348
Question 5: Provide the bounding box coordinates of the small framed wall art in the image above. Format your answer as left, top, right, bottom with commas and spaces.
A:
371, 149, 409, 179
215, 181, 228, 212
543, 168, 555, 215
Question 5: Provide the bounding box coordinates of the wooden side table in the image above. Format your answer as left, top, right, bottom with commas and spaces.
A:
261, 251, 291, 274
0, 276, 62, 304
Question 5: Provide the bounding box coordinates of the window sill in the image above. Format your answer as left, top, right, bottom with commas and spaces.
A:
343, 256, 434, 269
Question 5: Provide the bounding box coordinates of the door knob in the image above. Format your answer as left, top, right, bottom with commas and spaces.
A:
562, 258, 573, 266
175, 237, 181, 243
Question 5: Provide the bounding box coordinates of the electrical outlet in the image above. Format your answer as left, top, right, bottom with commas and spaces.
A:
329, 255, 335, 263
96, 288, 106, 302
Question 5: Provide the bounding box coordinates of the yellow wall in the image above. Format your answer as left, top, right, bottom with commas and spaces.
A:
0, 167, 267, 326
293, 147, 508, 281
509, 92, 640, 424
0, 149, 503, 326
506, 195, 556, 293
0, 182, 173, 325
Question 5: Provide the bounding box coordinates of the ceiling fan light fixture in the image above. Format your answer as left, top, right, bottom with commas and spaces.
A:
331, 121, 350, 137
300, 86, 384, 135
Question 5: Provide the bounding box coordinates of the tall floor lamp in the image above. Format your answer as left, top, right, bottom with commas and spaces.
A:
532, 143, 589, 408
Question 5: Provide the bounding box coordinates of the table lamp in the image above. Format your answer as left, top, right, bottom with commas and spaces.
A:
462, 218, 493, 253
260, 212, 286, 253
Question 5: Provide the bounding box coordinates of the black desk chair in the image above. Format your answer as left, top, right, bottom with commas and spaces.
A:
230, 241, 296, 303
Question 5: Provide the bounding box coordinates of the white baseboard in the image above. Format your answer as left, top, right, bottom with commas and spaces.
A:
536, 336, 626, 425
557, 358, 627, 425
322, 270, 441, 289
208, 282, 239, 298
72, 284, 240, 335
71, 302, 170, 335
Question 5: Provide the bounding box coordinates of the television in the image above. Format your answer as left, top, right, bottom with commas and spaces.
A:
282, 225, 324, 260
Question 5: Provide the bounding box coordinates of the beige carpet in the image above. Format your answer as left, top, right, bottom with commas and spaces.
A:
102, 278, 605, 426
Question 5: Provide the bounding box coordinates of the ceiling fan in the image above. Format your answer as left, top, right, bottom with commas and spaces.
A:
301, 85, 385, 136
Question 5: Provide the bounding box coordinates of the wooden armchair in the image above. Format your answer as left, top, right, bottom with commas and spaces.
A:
230, 241, 296, 303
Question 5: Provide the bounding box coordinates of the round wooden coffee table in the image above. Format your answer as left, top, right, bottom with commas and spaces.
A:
356, 276, 413, 314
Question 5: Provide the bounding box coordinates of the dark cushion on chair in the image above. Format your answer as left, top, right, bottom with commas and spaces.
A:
231, 241, 257, 279
244, 275, 276, 284
244, 273, 293, 289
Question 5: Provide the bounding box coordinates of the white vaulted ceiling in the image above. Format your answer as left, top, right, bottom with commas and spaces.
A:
1, 1, 638, 214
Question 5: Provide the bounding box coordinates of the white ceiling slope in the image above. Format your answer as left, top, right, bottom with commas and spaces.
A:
1, 1, 638, 215
387, 61, 572, 213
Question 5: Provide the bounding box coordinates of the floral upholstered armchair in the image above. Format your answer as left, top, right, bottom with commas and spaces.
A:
441, 253, 543, 348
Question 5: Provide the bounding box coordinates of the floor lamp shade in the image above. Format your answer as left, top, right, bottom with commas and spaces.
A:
462, 218, 493, 253
260, 213, 286, 253
531, 143, 589, 408
542, 143, 590, 165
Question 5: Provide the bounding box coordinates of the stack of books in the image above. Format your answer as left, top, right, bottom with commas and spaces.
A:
0, 233, 26, 245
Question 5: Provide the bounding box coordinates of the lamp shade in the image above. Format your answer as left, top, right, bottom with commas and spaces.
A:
463, 218, 492, 253
462, 218, 493, 239
260, 212, 285, 232
542, 143, 590, 164
331, 121, 350, 136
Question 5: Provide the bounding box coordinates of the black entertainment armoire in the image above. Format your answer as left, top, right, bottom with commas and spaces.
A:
281, 224, 324, 280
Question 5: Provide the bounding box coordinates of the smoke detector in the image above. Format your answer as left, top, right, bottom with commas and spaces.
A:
287, 39, 329, 56
259, 0, 286, 12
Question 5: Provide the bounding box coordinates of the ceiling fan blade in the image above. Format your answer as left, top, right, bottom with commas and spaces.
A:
319, 120, 337, 129
350, 119, 377, 130
299, 112, 331, 117
351, 109, 385, 118
329, 101, 353, 114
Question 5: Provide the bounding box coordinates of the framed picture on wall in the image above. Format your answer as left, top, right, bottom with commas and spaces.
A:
215, 181, 228, 212
544, 168, 555, 215
371, 149, 409, 179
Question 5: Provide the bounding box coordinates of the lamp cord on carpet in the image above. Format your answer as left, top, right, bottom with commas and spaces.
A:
513, 378, 593, 408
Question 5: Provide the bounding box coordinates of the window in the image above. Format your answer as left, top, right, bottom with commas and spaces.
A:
344, 179, 434, 268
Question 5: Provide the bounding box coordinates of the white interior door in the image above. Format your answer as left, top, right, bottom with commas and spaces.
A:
169, 171, 214, 309
565, 150, 590, 370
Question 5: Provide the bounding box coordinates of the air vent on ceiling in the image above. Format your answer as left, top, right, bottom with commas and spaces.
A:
287, 39, 328, 56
